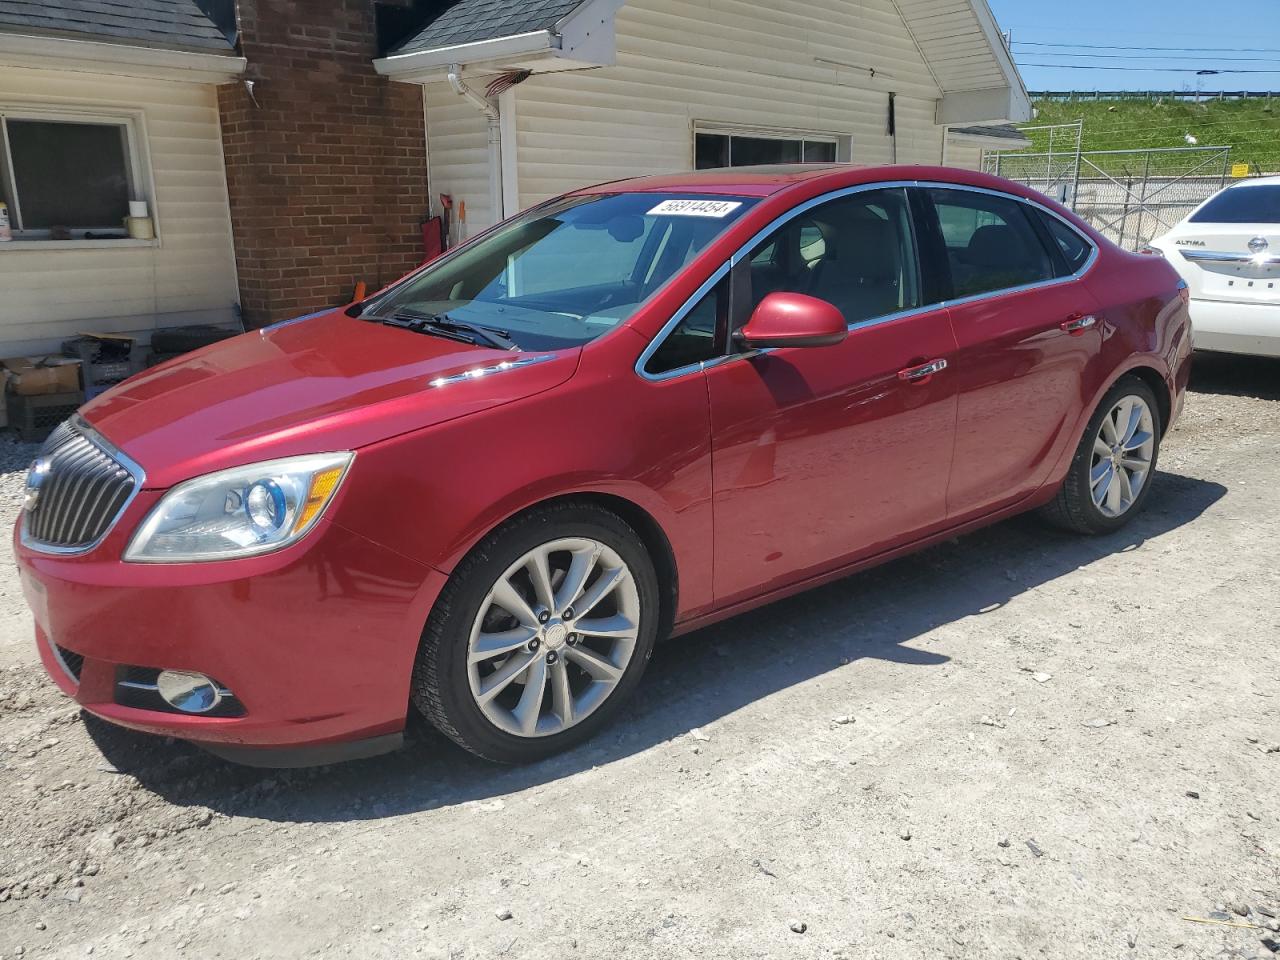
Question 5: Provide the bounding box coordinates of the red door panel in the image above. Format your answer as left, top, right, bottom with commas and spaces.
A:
944, 280, 1102, 520
707, 308, 958, 606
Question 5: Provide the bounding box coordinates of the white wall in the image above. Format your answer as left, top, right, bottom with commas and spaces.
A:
423, 0, 953, 231
0, 66, 238, 356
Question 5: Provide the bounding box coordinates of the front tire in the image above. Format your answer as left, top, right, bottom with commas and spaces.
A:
411, 502, 660, 763
1040, 375, 1162, 535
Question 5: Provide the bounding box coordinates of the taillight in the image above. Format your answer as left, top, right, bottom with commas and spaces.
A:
1139, 245, 1165, 258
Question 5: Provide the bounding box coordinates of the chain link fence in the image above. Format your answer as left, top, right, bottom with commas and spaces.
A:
984, 128, 1240, 250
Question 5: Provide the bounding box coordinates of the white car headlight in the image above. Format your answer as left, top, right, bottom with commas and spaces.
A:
124, 453, 354, 563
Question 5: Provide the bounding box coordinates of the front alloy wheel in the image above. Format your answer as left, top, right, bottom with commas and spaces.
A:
412, 503, 659, 762
467, 538, 640, 738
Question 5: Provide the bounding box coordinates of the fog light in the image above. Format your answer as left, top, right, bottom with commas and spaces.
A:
156, 670, 223, 714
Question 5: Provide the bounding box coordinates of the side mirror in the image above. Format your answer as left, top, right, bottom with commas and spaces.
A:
736, 292, 847, 350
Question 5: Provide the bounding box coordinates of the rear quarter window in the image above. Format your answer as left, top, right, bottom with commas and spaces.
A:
1034, 210, 1094, 276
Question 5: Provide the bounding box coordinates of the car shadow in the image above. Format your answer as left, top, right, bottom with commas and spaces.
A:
86, 470, 1227, 823
1190, 351, 1280, 401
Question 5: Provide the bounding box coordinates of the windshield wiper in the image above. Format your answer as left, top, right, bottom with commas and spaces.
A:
378, 309, 517, 351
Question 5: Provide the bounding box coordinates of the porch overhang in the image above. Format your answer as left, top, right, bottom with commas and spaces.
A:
374, 0, 624, 84
938, 87, 1033, 127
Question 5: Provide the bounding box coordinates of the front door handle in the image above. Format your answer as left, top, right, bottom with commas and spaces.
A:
897, 358, 948, 383
1060, 314, 1098, 335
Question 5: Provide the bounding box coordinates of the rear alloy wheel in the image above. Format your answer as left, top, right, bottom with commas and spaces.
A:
1090, 395, 1156, 519
412, 503, 659, 762
1040, 375, 1162, 535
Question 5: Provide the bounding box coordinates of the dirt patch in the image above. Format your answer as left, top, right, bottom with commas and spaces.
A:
1, 356, 1278, 960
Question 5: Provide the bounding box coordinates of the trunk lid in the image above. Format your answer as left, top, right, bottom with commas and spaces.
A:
1168, 225, 1280, 305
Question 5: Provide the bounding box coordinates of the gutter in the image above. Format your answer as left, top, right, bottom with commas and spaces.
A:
0, 32, 246, 84
374, 31, 556, 79
447, 64, 504, 231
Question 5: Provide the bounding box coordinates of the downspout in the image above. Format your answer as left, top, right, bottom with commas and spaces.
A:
448, 64, 503, 229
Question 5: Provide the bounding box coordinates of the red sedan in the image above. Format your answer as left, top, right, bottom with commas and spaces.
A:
15, 166, 1192, 766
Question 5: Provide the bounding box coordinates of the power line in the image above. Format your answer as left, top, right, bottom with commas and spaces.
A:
1014, 41, 1280, 54
1018, 52, 1280, 63
1020, 63, 1280, 74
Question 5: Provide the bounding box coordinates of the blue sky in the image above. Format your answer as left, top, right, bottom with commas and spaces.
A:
987, 0, 1280, 92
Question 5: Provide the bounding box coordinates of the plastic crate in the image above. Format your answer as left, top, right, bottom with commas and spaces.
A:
61, 337, 145, 389
7, 391, 84, 443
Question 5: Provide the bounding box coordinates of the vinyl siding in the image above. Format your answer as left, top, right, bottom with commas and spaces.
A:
423, 0, 957, 231
517, 0, 948, 213
945, 139, 985, 171
0, 65, 238, 355
894, 0, 1007, 92
423, 82, 495, 240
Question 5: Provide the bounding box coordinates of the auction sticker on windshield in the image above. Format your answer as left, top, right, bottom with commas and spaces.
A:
648, 199, 743, 217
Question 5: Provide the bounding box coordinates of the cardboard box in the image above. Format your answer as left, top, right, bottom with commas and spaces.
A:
3, 356, 82, 396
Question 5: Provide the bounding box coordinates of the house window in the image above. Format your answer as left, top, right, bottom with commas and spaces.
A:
0, 108, 147, 240
695, 129, 839, 170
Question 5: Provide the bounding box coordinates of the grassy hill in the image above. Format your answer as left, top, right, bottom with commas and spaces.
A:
1023, 96, 1280, 173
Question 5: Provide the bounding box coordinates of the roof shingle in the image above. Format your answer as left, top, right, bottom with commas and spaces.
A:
0, 0, 234, 54
392, 0, 584, 55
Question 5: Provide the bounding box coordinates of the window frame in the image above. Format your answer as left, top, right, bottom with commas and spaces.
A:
916, 186, 1063, 302
693, 122, 848, 170
635, 181, 1100, 383
0, 103, 154, 242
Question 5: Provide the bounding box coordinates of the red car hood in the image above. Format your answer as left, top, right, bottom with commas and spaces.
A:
82, 311, 579, 489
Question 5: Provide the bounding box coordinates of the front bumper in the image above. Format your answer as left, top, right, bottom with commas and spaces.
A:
1191, 297, 1280, 358
16, 506, 446, 765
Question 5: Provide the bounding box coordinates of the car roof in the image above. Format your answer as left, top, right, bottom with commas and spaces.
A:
1225, 175, 1280, 189
571, 164, 1032, 199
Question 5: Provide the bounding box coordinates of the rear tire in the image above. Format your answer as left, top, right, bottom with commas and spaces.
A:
1040, 375, 1162, 535
411, 502, 660, 763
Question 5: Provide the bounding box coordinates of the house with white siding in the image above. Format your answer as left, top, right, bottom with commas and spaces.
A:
0, 0, 245, 356
375, 0, 1032, 237
0, 0, 1030, 359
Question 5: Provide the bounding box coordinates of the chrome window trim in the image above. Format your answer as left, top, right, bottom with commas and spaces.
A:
20, 415, 147, 557
635, 179, 1100, 384
1180, 249, 1280, 266
635, 260, 732, 382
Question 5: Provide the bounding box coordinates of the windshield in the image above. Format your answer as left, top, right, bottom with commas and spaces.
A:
1190, 185, 1280, 225
365, 192, 757, 350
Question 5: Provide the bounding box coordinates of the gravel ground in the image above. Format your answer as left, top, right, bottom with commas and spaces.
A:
1, 353, 1278, 960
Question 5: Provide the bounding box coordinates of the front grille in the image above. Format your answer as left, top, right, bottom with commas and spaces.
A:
53, 644, 84, 682
23, 419, 139, 551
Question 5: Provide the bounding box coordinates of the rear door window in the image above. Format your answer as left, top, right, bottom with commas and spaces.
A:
923, 188, 1057, 299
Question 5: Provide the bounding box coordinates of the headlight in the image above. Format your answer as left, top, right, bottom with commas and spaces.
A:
124, 453, 354, 563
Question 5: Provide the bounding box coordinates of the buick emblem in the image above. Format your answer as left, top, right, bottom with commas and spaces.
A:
23, 459, 50, 512
1249, 236, 1270, 255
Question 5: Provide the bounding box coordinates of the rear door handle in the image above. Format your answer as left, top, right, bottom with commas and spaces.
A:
897, 358, 948, 383
1060, 314, 1098, 335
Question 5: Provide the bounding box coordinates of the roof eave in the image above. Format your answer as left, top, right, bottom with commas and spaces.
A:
0, 32, 245, 83
374, 0, 625, 83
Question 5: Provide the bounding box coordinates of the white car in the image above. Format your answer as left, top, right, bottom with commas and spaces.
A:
1146, 176, 1280, 357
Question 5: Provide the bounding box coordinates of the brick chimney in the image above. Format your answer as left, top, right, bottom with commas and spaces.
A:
217, 0, 429, 327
